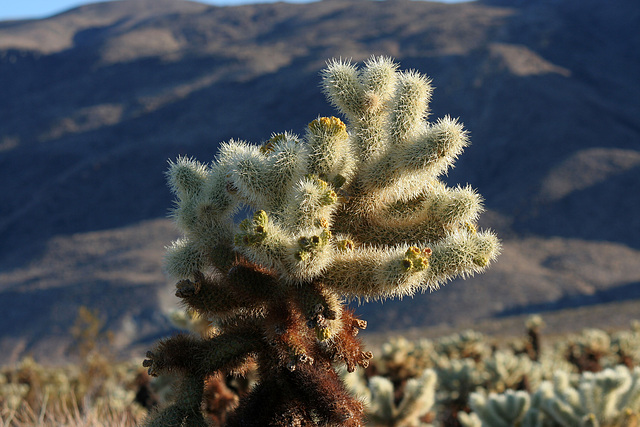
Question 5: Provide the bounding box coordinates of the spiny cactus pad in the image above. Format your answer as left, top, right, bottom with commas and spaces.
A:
142, 57, 499, 427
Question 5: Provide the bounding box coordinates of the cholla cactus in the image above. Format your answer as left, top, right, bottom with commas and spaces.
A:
433, 357, 488, 413
485, 350, 543, 393
435, 330, 493, 362
459, 389, 554, 427
462, 389, 532, 427
462, 366, 640, 427
565, 328, 615, 373
142, 57, 499, 426
539, 366, 640, 427
611, 321, 640, 369
524, 314, 545, 362
376, 337, 436, 381
366, 369, 438, 427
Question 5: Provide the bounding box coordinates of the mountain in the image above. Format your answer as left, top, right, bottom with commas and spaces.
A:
1, 0, 639, 364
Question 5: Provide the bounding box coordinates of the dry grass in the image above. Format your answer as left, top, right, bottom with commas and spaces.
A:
1, 396, 142, 427
0, 357, 148, 427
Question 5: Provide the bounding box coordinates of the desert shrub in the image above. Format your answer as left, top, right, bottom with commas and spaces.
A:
1, 317, 638, 426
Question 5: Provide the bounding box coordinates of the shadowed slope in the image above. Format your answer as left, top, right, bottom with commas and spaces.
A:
0, 0, 638, 363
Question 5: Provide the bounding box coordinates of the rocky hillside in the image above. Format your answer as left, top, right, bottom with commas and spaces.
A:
0, 0, 638, 364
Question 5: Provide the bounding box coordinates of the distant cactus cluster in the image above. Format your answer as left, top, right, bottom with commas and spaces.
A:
141, 57, 499, 426
460, 363, 640, 427
2, 317, 639, 426
341, 317, 640, 427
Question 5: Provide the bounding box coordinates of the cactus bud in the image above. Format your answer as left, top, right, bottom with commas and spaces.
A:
337, 239, 355, 252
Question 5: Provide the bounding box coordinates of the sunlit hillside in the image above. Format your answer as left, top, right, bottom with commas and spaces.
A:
0, 0, 638, 365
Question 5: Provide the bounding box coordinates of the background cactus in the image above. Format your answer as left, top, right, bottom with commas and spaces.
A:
463, 389, 532, 427
462, 366, 640, 427
2, 316, 637, 426
141, 57, 499, 426
538, 366, 640, 427
484, 351, 543, 393
612, 321, 640, 369
367, 369, 438, 427
345, 315, 639, 427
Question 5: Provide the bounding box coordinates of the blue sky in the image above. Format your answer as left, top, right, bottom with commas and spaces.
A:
0, 0, 467, 21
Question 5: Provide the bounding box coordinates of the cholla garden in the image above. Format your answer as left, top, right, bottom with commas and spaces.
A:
142, 57, 500, 426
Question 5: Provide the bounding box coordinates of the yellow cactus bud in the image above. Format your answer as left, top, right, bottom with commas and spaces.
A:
406, 247, 421, 256
295, 250, 311, 261
320, 190, 338, 206
254, 210, 268, 226
320, 228, 332, 244
337, 239, 354, 252
235, 211, 271, 247
308, 116, 347, 136
305, 174, 329, 190
260, 140, 275, 154
465, 222, 477, 234
316, 218, 330, 229
316, 326, 331, 341
402, 246, 431, 272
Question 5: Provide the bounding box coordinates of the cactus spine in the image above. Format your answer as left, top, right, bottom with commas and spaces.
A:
142, 57, 499, 426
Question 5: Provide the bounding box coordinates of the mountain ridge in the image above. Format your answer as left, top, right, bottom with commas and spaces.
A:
0, 0, 638, 364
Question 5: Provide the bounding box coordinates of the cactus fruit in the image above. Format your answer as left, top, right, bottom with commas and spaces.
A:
142, 57, 499, 426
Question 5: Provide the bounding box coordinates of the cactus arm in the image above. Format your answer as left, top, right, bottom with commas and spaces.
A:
175, 264, 281, 319
389, 70, 432, 146
306, 116, 355, 186
143, 328, 262, 379
360, 116, 469, 201
322, 244, 433, 299
141, 373, 209, 427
